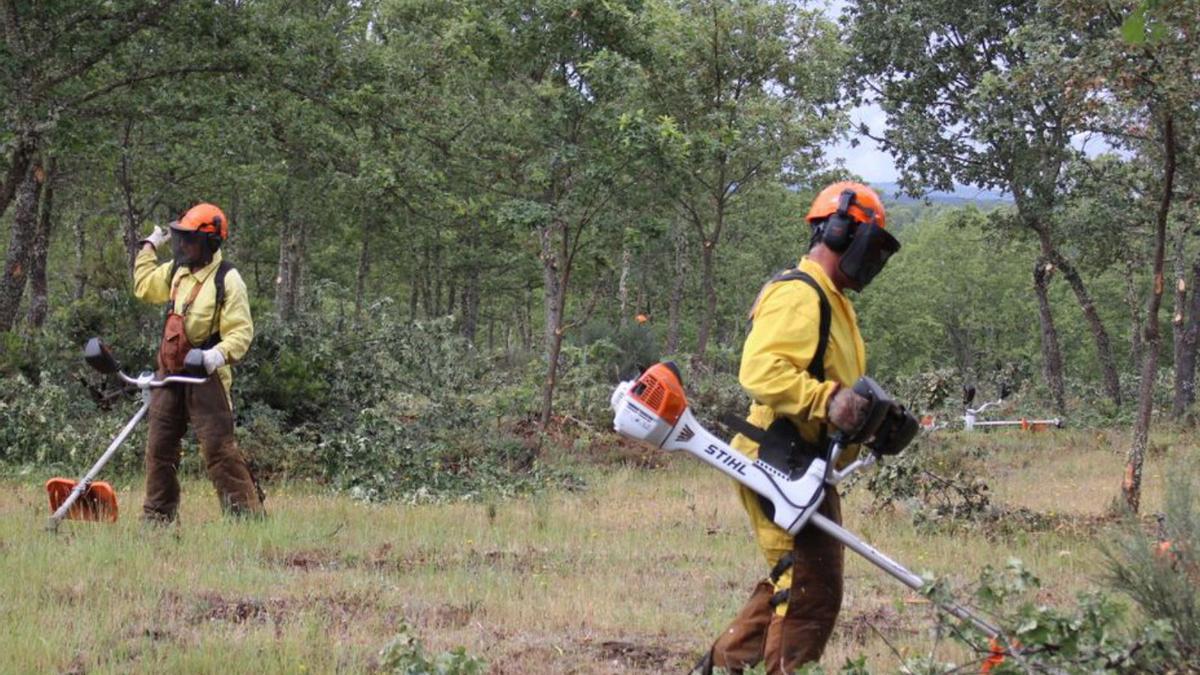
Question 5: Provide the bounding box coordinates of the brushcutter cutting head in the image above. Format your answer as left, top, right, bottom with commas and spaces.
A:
84, 337, 120, 375
46, 479, 119, 523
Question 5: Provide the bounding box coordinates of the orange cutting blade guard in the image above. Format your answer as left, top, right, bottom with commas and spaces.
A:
46, 478, 119, 523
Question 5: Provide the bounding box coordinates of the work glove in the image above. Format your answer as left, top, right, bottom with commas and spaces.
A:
141, 225, 171, 250
201, 347, 226, 374
828, 385, 869, 435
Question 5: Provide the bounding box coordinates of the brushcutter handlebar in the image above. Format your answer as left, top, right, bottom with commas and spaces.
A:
85, 337, 209, 390
117, 371, 208, 388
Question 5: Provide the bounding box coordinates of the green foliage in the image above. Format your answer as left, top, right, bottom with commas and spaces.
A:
919, 559, 1178, 673
1102, 468, 1200, 662
574, 320, 661, 382
378, 622, 486, 674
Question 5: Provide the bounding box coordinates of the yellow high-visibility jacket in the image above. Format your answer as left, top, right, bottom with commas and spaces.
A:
133, 248, 254, 397
731, 256, 866, 570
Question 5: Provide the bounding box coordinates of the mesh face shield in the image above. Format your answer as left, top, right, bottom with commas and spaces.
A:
170, 226, 218, 268
838, 221, 900, 291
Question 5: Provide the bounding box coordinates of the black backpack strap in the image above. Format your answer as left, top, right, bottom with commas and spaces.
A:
199, 260, 234, 349
214, 260, 232, 310
735, 269, 836, 491
753, 269, 831, 382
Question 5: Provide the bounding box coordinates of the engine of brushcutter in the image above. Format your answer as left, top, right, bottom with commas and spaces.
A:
610, 362, 918, 535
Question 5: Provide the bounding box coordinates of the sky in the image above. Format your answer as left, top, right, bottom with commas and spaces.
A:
816, 1, 1119, 187
818, 0, 899, 183
825, 104, 897, 184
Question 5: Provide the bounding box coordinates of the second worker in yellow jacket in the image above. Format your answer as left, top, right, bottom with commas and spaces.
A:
133, 202, 263, 522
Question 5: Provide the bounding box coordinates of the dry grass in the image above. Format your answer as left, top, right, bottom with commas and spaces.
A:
1, 427, 1196, 673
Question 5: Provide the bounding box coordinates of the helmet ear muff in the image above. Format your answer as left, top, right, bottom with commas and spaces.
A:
821, 189, 859, 252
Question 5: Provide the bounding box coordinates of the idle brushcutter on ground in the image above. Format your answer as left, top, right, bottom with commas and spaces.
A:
921, 384, 1063, 433
45, 338, 208, 533
610, 363, 1004, 644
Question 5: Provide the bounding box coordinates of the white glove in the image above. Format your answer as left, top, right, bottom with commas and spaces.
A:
144, 225, 171, 249
202, 348, 226, 374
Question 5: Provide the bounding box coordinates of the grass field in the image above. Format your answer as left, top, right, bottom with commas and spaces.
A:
1, 428, 1196, 673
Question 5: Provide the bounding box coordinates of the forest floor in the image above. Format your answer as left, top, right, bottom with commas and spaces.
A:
1, 427, 1196, 674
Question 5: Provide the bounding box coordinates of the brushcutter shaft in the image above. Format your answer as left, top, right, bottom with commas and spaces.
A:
809, 513, 1001, 638
47, 399, 150, 531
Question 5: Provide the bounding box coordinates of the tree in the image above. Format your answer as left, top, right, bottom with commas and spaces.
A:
643, 0, 843, 364
1068, 0, 1200, 512
429, 0, 655, 427
0, 0, 249, 331
846, 0, 1123, 412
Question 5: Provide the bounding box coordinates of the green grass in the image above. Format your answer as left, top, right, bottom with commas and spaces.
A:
1, 428, 1196, 673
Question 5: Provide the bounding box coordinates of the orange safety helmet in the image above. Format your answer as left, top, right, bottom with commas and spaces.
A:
170, 202, 227, 267
805, 181, 898, 290
174, 202, 228, 240
805, 181, 886, 229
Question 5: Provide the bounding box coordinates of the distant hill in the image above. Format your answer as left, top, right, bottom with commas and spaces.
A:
869, 182, 1012, 206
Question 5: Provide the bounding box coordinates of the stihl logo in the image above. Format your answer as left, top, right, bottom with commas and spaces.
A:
704, 444, 747, 476
676, 425, 695, 442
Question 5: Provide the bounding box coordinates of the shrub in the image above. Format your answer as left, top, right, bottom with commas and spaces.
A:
378, 621, 486, 674
1102, 468, 1200, 664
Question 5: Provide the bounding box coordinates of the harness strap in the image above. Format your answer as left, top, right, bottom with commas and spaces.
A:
769, 552, 795, 583
770, 588, 790, 608
163, 260, 234, 349
748, 269, 830, 382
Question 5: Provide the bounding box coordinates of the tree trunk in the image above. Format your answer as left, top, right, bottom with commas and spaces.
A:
520, 282, 532, 352
618, 238, 631, 324
538, 218, 568, 428
73, 213, 87, 300
1032, 258, 1067, 414
418, 243, 433, 319
460, 269, 480, 343
117, 118, 143, 274
353, 218, 371, 324
1047, 248, 1121, 407
1174, 259, 1200, 419
26, 156, 55, 328
1170, 224, 1198, 419
0, 155, 44, 332
432, 241, 443, 317
539, 223, 562, 351
274, 194, 305, 323
666, 221, 686, 354
694, 237, 717, 365
0, 137, 35, 218
1124, 113, 1176, 514
1124, 257, 1144, 367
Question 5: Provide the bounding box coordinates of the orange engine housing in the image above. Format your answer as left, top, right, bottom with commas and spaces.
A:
629, 362, 689, 425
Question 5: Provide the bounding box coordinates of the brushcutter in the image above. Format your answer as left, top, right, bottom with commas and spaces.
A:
45, 338, 208, 533
610, 362, 1002, 640
922, 384, 1062, 433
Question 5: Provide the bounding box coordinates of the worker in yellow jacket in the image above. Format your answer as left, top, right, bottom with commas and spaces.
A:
697, 182, 900, 673
133, 202, 263, 521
